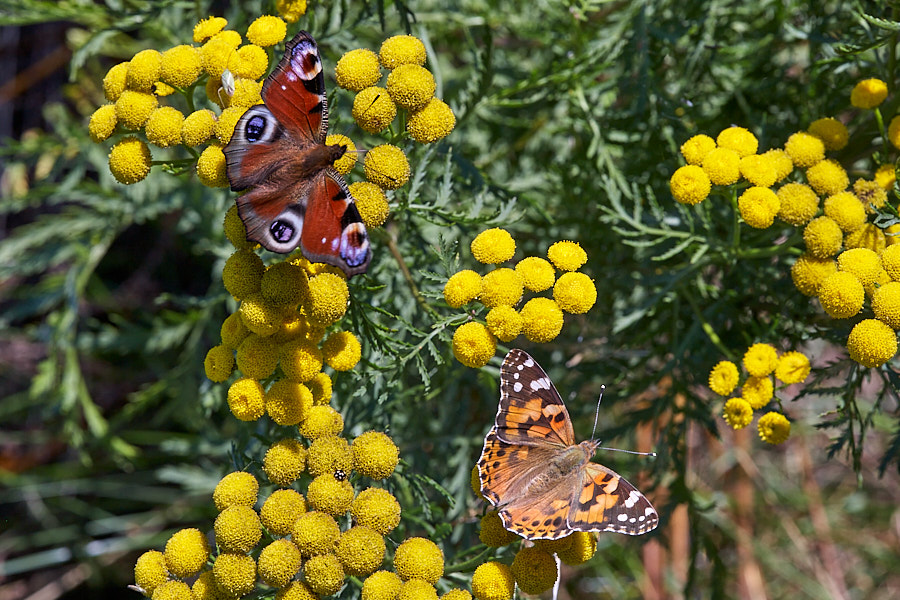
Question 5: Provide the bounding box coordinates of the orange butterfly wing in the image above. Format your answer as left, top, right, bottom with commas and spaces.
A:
568, 461, 659, 535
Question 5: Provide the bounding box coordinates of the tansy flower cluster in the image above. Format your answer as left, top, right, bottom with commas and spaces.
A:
90, 15, 286, 186
709, 343, 810, 445
444, 229, 598, 368
671, 79, 900, 369
466, 472, 599, 598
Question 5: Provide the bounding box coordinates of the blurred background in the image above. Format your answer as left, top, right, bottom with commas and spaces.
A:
2, 1, 899, 599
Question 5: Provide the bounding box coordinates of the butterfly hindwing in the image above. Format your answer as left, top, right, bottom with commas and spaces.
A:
569, 463, 659, 535
495, 349, 575, 447
262, 31, 328, 143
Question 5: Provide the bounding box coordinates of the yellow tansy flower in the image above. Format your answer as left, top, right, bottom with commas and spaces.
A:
239, 293, 282, 336
775, 351, 811, 384
258, 539, 302, 587
353, 86, 397, 133
126, 49, 162, 92
853, 178, 888, 213
758, 411, 791, 444
716, 126, 758, 157
365, 144, 410, 189
776, 182, 819, 226
480, 268, 524, 307
322, 331, 362, 371
363, 571, 403, 600
88, 104, 117, 143
222, 249, 265, 300
872, 282, 900, 328
510, 546, 557, 595
197, 144, 229, 188
743, 343, 778, 377
803, 216, 843, 258
553, 271, 597, 314
806, 159, 848, 196
307, 474, 354, 516
791, 254, 837, 296
784, 131, 825, 168
261, 261, 309, 306
557, 532, 597, 565
160, 45, 201, 88
471, 228, 516, 264
393, 538, 444, 584
701, 147, 741, 185
884, 245, 900, 280
265, 379, 312, 426
722, 397, 753, 430
145, 106, 184, 148
739, 154, 777, 188
520, 297, 564, 343
485, 305, 523, 342
738, 186, 780, 229
214, 505, 261, 553
281, 339, 324, 382
213, 553, 256, 597
299, 405, 344, 439
386, 64, 435, 110
213, 471, 258, 511
335, 48, 382, 92
351, 488, 402, 535
837, 247, 882, 286
547, 240, 587, 271
115, 90, 157, 129
264, 438, 307, 486
164, 528, 209, 578
326, 134, 357, 175
850, 78, 888, 109
349, 181, 390, 227
260, 488, 306, 536
108, 136, 152, 184
276, 0, 308, 23
479, 511, 520, 547
182, 109, 217, 147
845, 224, 886, 254
679, 134, 716, 165
407, 98, 456, 144
471, 561, 514, 600
515, 256, 555, 291
193, 16, 228, 43
352, 430, 400, 479
379, 35, 427, 69
292, 511, 341, 557
670, 165, 711, 205
336, 526, 385, 576
742, 375, 774, 410
215, 105, 248, 144
847, 319, 898, 367
708, 360, 739, 396
226, 377, 265, 421
763, 148, 795, 182
824, 191, 866, 233
875, 164, 896, 190
204, 344, 234, 382
150, 580, 190, 599
808, 117, 849, 151
443, 270, 482, 307
134, 550, 169, 597
103, 61, 129, 101
246, 15, 287, 47
307, 272, 349, 325
452, 322, 497, 368
228, 77, 263, 107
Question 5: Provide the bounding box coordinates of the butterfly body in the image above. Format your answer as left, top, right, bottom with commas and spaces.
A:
478, 349, 659, 540
224, 31, 370, 276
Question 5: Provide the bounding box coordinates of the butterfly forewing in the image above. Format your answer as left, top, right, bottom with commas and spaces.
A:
495, 349, 575, 446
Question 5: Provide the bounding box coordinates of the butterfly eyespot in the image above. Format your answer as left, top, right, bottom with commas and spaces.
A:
270, 220, 296, 243
246, 115, 266, 142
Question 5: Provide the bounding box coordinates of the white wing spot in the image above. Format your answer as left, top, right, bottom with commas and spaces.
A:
513, 372, 519, 380
645, 506, 656, 516
638, 515, 646, 522
624, 490, 641, 509
630, 517, 636, 523
517, 364, 524, 371
513, 382, 523, 393
529, 377, 551, 391
617, 513, 628, 522
523, 358, 534, 367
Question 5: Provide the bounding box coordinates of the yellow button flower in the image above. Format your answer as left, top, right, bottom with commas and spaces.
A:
776, 182, 819, 226
394, 538, 444, 584
443, 270, 482, 307
213, 471, 259, 511
182, 109, 217, 147
327, 134, 357, 175
265, 379, 313, 426
280, 339, 324, 383
322, 330, 361, 371
108, 135, 152, 184
837, 247, 882, 286
844, 223, 886, 254
520, 297, 564, 343
197, 143, 229, 188
784, 131, 825, 168
515, 256, 555, 291
239, 293, 282, 336
336, 48, 382, 92
480, 268, 523, 308
400, 579, 438, 600
471, 228, 516, 264
853, 178, 887, 213
307, 435, 352, 478
263, 438, 307, 486
848, 318, 898, 367
160, 45, 201, 88
126, 49, 162, 92
215, 105, 248, 143
292, 511, 341, 557
365, 144, 411, 189
791, 253, 837, 296
742, 375, 774, 410
229, 77, 263, 107
193, 16, 228, 43
144, 106, 184, 148
307, 474, 354, 516
386, 64, 435, 110
362, 571, 403, 600
757, 411, 791, 444
808, 117, 849, 151
708, 360, 739, 396
824, 191, 866, 232
471, 561, 514, 600
88, 104, 117, 143
258, 539, 302, 588
485, 305, 523, 343
557, 531, 597, 565
299, 405, 344, 439
204, 344, 234, 382
873, 282, 900, 329
510, 546, 557, 595
213, 553, 256, 597
352, 430, 400, 479
452, 321, 497, 367
307, 272, 349, 325
806, 159, 848, 196
276, 0, 309, 22
351, 487, 402, 535
349, 181, 390, 227
876, 163, 896, 190
220, 311, 249, 349
680, 134, 716, 165
336, 526, 385, 576
246, 15, 287, 47
716, 126, 758, 157
214, 505, 261, 553
379, 35, 427, 69
150, 580, 190, 600
407, 98, 456, 144
260, 488, 306, 536
850, 78, 888, 109
738, 186, 780, 229
802, 216, 842, 258
763, 148, 795, 182
701, 147, 741, 185
547, 240, 587, 271
739, 154, 777, 188
227, 377, 265, 421
743, 343, 778, 377
164, 528, 209, 578
884, 245, 900, 280
134, 550, 168, 597
722, 397, 753, 430
201, 36, 237, 80
103, 61, 129, 101
353, 86, 397, 133
191, 571, 217, 600
670, 164, 711, 205
276, 581, 319, 600
553, 271, 597, 314
775, 351, 811, 384
479, 511, 520, 547
261, 260, 309, 306
818, 271, 864, 319
222, 249, 264, 299
309, 372, 333, 405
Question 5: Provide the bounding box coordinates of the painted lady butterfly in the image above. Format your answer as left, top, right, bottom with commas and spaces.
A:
477, 349, 659, 539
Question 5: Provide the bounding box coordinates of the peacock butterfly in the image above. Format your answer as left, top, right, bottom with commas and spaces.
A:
223, 31, 371, 277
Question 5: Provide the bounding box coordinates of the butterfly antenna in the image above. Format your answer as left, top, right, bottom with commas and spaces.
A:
591, 386, 657, 458
589, 385, 605, 440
